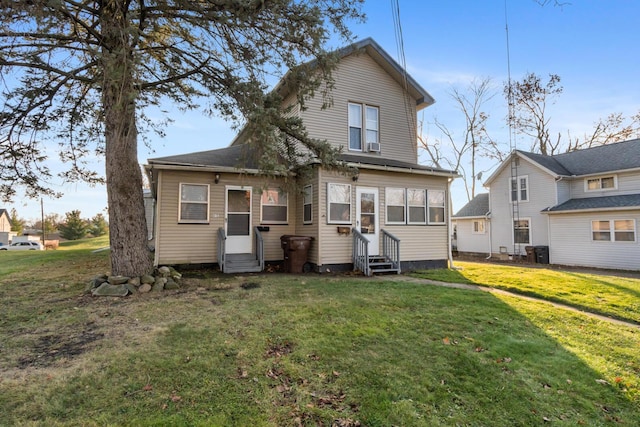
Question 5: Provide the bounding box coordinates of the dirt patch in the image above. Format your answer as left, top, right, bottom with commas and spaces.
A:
17, 325, 104, 369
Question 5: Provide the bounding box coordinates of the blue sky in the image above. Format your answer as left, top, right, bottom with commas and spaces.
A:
10, 0, 640, 221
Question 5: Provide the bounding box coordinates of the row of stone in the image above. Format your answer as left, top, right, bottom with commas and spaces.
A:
87, 266, 183, 297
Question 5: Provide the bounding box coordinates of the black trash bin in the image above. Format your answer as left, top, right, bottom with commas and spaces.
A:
534, 246, 549, 264
280, 235, 313, 273
525, 246, 536, 263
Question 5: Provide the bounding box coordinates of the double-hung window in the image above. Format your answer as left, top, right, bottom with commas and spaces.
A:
592, 219, 636, 242
511, 176, 529, 202
385, 188, 406, 224
407, 189, 427, 224
428, 190, 446, 224
348, 102, 379, 152
328, 183, 351, 224
514, 219, 531, 244
261, 187, 288, 224
586, 175, 617, 191
303, 185, 313, 224
179, 183, 209, 223
473, 220, 486, 234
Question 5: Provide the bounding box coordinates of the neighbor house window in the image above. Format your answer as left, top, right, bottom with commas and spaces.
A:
407, 189, 426, 224
179, 183, 209, 223
328, 183, 351, 224
511, 176, 529, 202
303, 185, 312, 224
348, 102, 379, 151
428, 190, 446, 224
586, 175, 617, 191
261, 187, 288, 224
514, 219, 530, 244
385, 188, 405, 224
592, 219, 636, 242
473, 220, 486, 234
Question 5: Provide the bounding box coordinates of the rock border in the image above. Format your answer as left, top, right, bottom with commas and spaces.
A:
86, 266, 182, 297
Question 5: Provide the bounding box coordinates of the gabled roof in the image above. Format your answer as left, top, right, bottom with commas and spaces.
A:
453, 193, 490, 218
148, 144, 260, 171
0, 209, 11, 226
542, 194, 640, 213
485, 138, 640, 185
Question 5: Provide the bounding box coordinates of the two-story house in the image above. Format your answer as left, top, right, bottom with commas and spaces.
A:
457, 139, 640, 271
145, 38, 458, 274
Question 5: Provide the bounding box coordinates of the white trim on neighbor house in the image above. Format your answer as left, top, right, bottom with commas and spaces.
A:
591, 219, 636, 243
513, 217, 532, 246
472, 219, 486, 234
510, 175, 529, 203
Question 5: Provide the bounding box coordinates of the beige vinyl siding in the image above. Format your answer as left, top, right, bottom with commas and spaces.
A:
300, 53, 418, 163
0, 213, 10, 232
317, 169, 449, 267
548, 211, 640, 270
294, 167, 321, 265
155, 170, 296, 265
488, 157, 556, 254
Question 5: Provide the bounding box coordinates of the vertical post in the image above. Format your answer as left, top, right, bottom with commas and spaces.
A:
41, 198, 45, 246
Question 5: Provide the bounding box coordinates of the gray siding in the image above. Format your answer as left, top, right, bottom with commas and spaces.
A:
300, 53, 419, 164
456, 218, 490, 254
489, 157, 557, 254
567, 170, 640, 199
548, 211, 640, 270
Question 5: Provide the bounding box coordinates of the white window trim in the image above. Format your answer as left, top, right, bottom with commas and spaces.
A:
472, 219, 486, 234
348, 102, 380, 153
327, 182, 352, 224
178, 183, 210, 224
584, 175, 618, 192
428, 189, 446, 225
260, 187, 288, 224
513, 217, 531, 245
385, 187, 406, 225
407, 188, 427, 225
510, 175, 529, 203
591, 219, 636, 242
303, 185, 313, 224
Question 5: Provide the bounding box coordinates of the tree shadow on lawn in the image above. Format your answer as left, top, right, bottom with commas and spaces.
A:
563, 271, 640, 301
2, 279, 639, 426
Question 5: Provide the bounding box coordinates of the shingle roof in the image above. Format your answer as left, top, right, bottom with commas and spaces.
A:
543, 194, 640, 213
340, 153, 457, 175
519, 138, 640, 176
148, 144, 260, 169
453, 193, 490, 218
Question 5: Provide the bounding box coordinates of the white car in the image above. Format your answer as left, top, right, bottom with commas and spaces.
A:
0, 241, 45, 251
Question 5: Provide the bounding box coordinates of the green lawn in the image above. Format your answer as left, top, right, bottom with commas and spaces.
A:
411, 260, 640, 324
0, 241, 639, 426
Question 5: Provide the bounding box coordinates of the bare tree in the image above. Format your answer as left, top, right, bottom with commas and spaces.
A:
420, 78, 506, 201
506, 72, 563, 155
566, 111, 640, 151
0, 0, 364, 277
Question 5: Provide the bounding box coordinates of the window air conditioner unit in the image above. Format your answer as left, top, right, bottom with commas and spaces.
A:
367, 142, 380, 152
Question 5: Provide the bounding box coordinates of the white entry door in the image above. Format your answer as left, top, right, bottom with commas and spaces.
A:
356, 187, 379, 256
225, 186, 252, 254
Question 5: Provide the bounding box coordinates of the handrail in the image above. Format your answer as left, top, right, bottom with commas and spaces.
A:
253, 226, 264, 271
381, 229, 401, 274
352, 227, 370, 276
217, 227, 226, 272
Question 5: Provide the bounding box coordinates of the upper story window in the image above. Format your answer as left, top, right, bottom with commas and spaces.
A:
327, 183, 351, 224
585, 175, 617, 192
511, 175, 529, 202
428, 190, 446, 225
260, 187, 288, 224
303, 185, 313, 224
348, 102, 379, 152
179, 183, 209, 223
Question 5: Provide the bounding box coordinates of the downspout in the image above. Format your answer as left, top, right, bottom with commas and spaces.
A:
447, 177, 457, 269
485, 211, 492, 259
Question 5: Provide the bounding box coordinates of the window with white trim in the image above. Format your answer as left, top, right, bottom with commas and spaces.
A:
348, 102, 379, 152
592, 219, 636, 242
303, 185, 312, 224
586, 175, 617, 191
472, 219, 486, 234
179, 183, 209, 223
385, 188, 405, 224
407, 189, 427, 224
260, 187, 288, 224
428, 190, 446, 224
511, 175, 529, 202
327, 183, 351, 224
514, 219, 531, 244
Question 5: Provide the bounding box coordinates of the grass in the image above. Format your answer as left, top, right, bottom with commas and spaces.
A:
0, 240, 639, 425
411, 260, 640, 324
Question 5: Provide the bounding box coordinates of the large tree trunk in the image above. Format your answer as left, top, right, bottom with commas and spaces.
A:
101, 1, 153, 277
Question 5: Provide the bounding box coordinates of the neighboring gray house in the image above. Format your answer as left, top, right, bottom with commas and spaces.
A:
452, 193, 490, 256
481, 138, 640, 271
